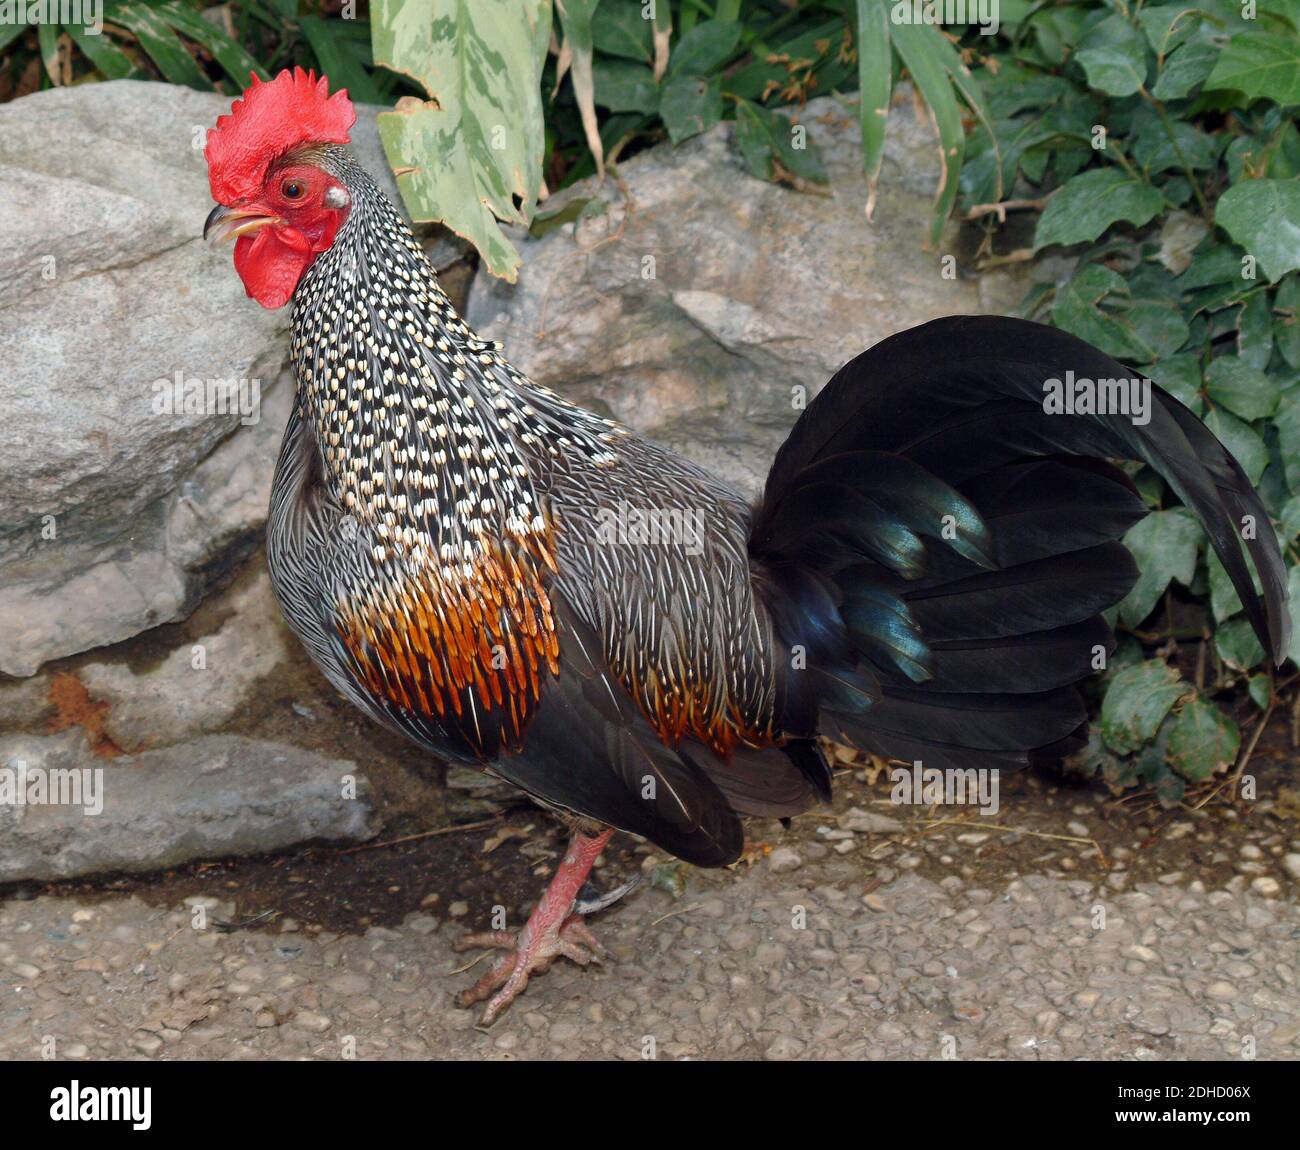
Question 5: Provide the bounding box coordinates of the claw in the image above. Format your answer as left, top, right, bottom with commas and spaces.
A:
450, 828, 618, 1024
456, 915, 608, 1025
574, 871, 642, 916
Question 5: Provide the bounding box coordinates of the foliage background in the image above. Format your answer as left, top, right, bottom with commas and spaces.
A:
3, 0, 1298, 799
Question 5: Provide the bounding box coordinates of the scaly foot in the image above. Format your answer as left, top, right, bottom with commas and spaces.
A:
452, 828, 613, 1025
454, 914, 608, 1025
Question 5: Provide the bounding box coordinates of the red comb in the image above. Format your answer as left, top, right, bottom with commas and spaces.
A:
205, 67, 355, 204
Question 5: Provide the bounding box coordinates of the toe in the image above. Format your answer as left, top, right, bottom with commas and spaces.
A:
555, 938, 599, 965
453, 930, 517, 953
560, 918, 609, 960
458, 952, 520, 1007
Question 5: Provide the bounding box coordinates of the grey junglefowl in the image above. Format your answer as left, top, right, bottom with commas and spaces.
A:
203, 69, 1290, 1023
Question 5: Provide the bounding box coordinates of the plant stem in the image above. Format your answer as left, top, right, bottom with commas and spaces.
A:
1141, 86, 1209, 216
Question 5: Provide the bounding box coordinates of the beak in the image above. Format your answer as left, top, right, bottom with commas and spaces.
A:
204, 204, 281, 244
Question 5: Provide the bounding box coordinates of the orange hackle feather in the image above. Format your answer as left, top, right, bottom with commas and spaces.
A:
335, 533, 561, 757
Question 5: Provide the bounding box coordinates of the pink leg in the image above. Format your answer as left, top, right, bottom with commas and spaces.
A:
453, 829, 613, 1025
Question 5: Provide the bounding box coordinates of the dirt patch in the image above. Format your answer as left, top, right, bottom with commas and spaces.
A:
24, 720, 1300, 940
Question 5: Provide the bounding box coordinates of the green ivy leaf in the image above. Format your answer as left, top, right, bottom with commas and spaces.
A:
1132, 118, 1219, 175
1154, 767, 1187, 807
1127, 300, 1191, 358
1204, 356, 1280, 420
1274, 390, 1300, 491
1280, 492, 1300, 540
1075, 14, 1150, 97
1207, 547, 1245, 622
1204, 31, 1300, 107
1226, 122, 1300, 183
1216, 615, 1265, 670
1164, 697, 1240, 780
1051, 265, 1145, 359
1136, 5, 1202, 56
1118, 508, 1203, 627
1036, 168, 1164, 249
1203, 406, 1269, 484
1177, 242, 1247, 290
1152, 40, 1219, 101
1249, 673, 1273, 708
1206, 530, 1274, 625
1100, 660, 1190, 754
1288, 564, 1300, 665
1050, 262, 1154, 356
1237, 290, 1276, 370
1143, 353, 1203, 413
1277, 274, 1300, 369
1215, 179, 1300, 283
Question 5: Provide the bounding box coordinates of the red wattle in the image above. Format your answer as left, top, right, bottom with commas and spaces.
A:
233, 226, 315, 310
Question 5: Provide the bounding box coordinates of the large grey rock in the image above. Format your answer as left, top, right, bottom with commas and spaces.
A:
0, 81, 400, 676
467, 93, 1030, 497
78, 569, 293, 752
0, 732, 376, 882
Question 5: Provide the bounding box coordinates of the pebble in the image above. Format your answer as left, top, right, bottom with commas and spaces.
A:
131, 1032, 163, 1055
292, 1011, 332, 1033
839, 808, 903, 834
768, 848, 803, 874
765, 1035, 806, 1060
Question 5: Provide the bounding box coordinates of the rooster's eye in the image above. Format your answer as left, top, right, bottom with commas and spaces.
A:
281, 179, 305, 200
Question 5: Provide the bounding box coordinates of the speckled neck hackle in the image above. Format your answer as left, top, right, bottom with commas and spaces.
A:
289, 148, 624, 576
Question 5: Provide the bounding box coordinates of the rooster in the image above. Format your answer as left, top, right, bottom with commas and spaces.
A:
203, 70, 1289, 1024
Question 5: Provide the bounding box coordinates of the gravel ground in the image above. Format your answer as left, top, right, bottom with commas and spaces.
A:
3, 855, 1298, 1061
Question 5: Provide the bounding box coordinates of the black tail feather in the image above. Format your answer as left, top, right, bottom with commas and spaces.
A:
753, 315, 1290, 769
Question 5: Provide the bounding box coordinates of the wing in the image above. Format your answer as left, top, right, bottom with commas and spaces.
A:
491, 600, 745, 865
267, 408, 800, 864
